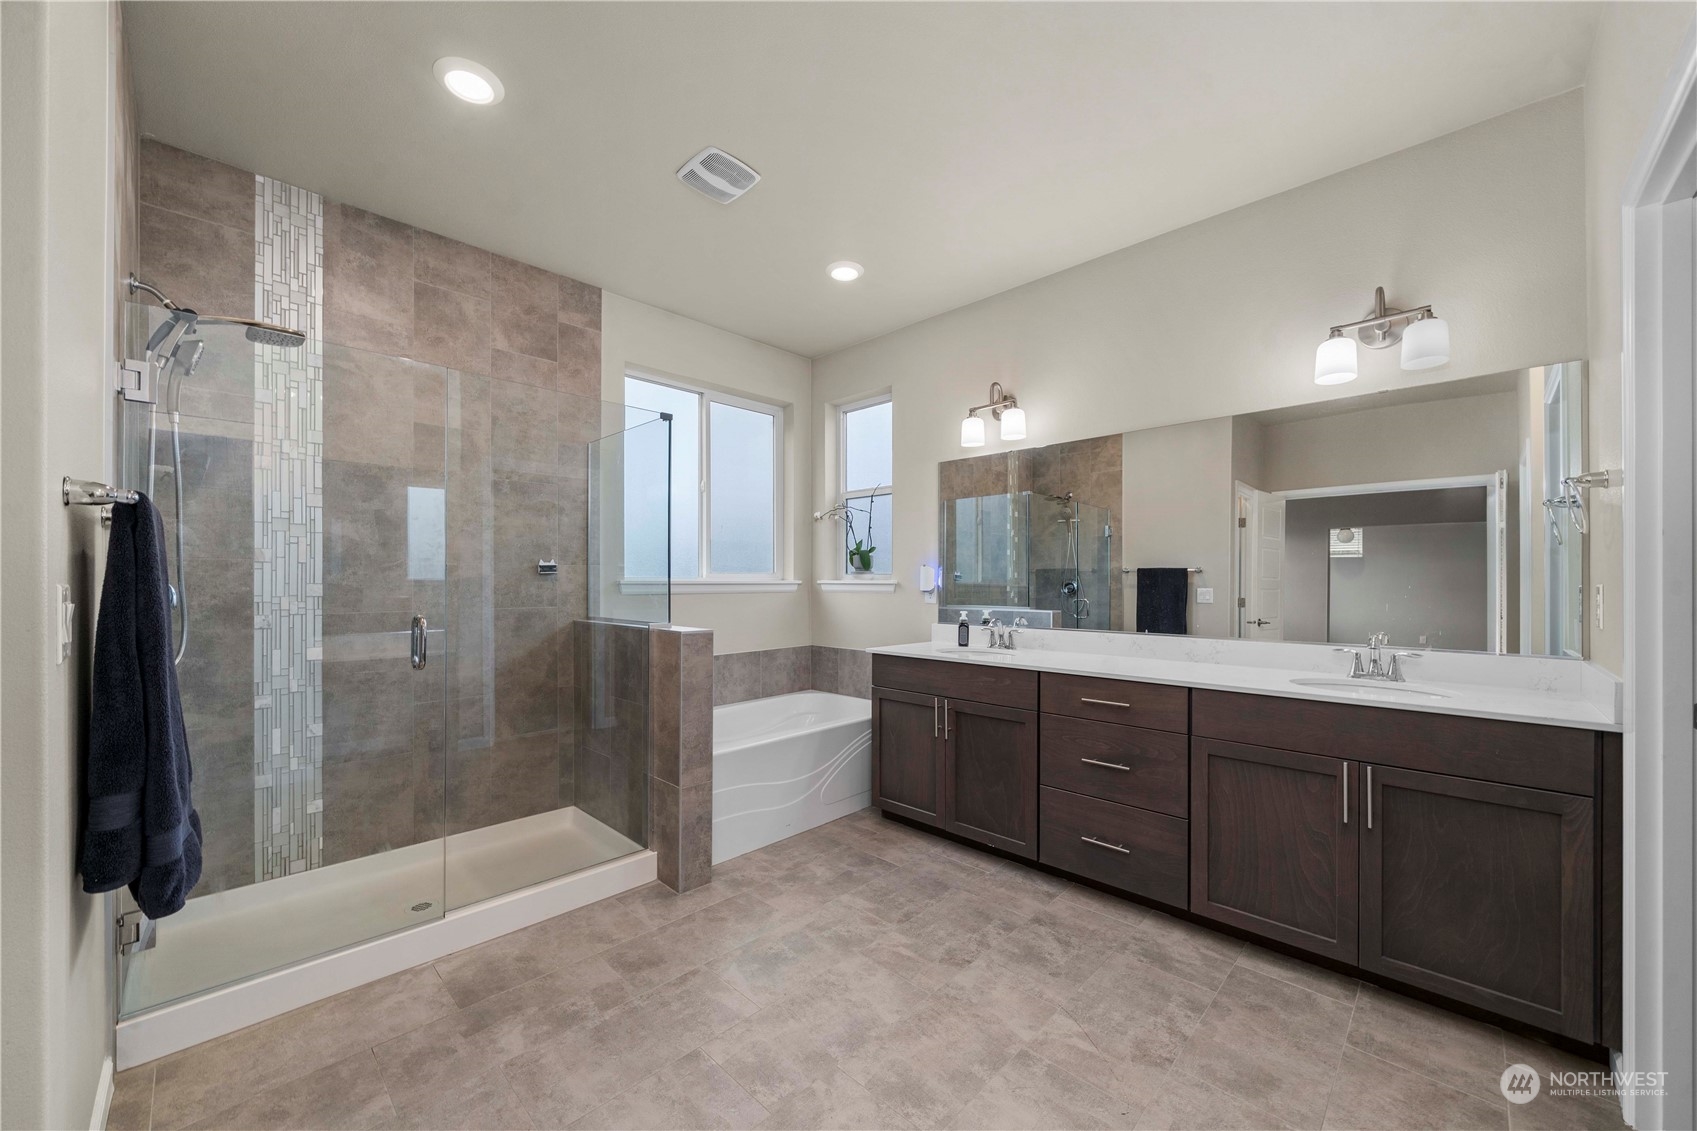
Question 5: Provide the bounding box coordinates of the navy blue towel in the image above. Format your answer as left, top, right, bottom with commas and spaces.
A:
80, 495, 202, 917
1135, 568, 1190, 635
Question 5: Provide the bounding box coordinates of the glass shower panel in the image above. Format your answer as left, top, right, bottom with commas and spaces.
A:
117, 306, 450, 1018
440, 405, 666, 910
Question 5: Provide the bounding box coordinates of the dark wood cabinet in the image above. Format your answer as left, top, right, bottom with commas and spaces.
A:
944, 699, 1038, 858
871, 657, 1617, 1046
872, 687, 944, 827
1360, 764, 1596, 1041
1191, 737, 1359, 964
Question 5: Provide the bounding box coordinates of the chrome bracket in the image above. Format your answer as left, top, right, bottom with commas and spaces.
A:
116, 909, 155, 956
117, 358, 156, 404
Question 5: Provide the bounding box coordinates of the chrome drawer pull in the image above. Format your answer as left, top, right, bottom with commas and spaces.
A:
1079, 697, 1131, 709
1081, 835, 1130, 854
1081, 758, 1132, 772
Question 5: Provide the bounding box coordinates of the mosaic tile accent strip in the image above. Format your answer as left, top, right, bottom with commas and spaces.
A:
252, 175, 325, 881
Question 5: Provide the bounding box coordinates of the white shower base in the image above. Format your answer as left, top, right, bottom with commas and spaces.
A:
116, 806, 651, 1068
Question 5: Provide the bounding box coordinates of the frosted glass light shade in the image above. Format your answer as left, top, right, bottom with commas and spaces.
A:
960, 414, 986, 447
999, 406, 1026, 441
1401, 316, 1450, 370
1314, 335, 1358, 385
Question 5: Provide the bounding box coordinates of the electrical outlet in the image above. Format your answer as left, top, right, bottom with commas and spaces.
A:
1595, 583, 1605, 630
1196, 588, 1214, 604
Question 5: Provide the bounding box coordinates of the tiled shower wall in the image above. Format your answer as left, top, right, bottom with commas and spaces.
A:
712, 645, 872, 706
138, 140, 606, 892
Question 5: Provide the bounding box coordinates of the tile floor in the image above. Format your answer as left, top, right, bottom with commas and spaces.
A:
109, 808, 1624, 1131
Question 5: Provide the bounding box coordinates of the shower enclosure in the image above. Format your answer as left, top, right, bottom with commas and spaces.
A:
114, 302, 672, 1018
939, 490, 1114, 629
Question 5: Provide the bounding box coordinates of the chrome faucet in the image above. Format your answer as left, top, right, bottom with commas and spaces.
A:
984, 616, 1027, 650
1336, 632, 1418, 681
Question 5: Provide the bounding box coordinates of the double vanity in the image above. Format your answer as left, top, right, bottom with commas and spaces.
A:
869, 632, 1622, 1048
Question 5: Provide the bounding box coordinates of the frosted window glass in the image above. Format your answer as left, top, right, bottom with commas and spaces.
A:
844, 400, 892, 492
708, 401, 776, 574
624, 376, 700, 579
406, 486, 446, 580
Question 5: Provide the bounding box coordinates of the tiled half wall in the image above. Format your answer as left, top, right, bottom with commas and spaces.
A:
713, 645, 872, 706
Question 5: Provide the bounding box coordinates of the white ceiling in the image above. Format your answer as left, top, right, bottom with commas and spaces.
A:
125, 2, 1599, 358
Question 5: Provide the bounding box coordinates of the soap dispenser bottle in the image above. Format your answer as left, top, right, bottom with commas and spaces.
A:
957, 611, 970, 647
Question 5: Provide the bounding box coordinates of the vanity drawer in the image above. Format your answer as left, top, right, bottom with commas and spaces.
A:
1040, 786, 1188, 907
873, 654, 1038, 709
1191, 690, 1597, 796
1040, 714, 1188, 816
1041, 673, 1188, 733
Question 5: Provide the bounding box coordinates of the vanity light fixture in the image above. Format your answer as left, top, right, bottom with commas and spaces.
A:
434, 57, 504, 105
1315, 287, 1449, 384
828, 261, 864, 282
961, 381, 1021, 447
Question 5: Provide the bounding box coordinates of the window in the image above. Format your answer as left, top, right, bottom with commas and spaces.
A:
624, 372, 783, 581
839, 396, 893, 576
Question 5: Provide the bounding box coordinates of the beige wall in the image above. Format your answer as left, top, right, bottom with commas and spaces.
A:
1582, 3, 1696, 675
1, 3, 126, 1128
600, 293, 814, 654
1121, 418, 1237, 638
1256, 391, 1520, 493
812, 92, 1586, 650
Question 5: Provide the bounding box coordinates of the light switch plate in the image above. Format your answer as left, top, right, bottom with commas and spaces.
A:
1196, 588, 1214, 604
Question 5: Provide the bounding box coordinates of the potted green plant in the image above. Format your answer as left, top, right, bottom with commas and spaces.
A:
815, 487, 881, 575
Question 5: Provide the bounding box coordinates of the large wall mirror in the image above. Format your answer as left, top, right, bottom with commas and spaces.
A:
938, 363, 1598, 658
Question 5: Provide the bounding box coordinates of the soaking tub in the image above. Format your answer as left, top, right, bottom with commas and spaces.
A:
712, 691, 873, 864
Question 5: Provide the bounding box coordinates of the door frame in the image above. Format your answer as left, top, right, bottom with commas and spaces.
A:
1621, 23, 1697, 1129
1273, 473, 1506, 651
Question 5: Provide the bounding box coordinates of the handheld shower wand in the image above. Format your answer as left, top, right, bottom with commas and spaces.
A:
127, 275, 306, 664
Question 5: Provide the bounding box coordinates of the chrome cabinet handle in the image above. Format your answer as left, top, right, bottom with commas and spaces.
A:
933, 697, 939, 738
1081, 758, 1132, 772
411, 615, 428, 670
1081, 835, 1130, 854
1342, 762, 1349, 825
1366, 765, 1373, 830
943, 700, 950, 741
1079, 697, 1131, 709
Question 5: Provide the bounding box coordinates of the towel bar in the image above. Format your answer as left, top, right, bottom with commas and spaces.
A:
1120, 566, 1203, 574
63, 477, 139, 507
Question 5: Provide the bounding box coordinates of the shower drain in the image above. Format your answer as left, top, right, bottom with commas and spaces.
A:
410, 902, 434, 913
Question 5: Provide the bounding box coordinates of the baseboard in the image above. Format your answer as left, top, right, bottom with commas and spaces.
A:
116, 849, 655, 1070
88, 1056, 114, 1131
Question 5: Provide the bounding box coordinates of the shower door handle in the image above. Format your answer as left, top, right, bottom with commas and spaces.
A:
410, 615, 428, 670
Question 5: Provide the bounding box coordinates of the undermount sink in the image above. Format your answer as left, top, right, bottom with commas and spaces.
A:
933, 645, 1021, 661
1290, 677, 1453, 700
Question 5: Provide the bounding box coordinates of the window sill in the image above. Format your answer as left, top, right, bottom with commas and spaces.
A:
619, 578, 802, 595
817, 578, 899, 593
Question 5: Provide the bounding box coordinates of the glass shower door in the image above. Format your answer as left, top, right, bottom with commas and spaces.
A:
117, 313, 450, 1017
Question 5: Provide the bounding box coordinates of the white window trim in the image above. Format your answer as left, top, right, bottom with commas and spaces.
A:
835, 392, 894, 581
625, 369, 792, 587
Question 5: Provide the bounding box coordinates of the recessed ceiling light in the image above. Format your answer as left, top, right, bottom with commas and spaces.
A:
434, 57, 504, 105
828, 261, 863, 283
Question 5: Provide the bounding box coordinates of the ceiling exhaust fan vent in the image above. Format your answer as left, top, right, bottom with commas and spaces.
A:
677, 147, 760, 203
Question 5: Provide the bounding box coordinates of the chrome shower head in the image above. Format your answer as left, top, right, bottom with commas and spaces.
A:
196, 314, 307, 349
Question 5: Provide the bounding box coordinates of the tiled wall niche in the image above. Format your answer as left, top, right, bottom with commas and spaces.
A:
138, 139, 609, 892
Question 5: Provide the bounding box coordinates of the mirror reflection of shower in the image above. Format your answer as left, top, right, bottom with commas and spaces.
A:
127, 274, 307, 663
1046, 492, 1094, 626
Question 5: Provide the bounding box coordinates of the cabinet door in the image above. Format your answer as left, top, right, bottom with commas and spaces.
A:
944, 699, 1038, 858
1191, 738, 1359, 963
872, 688, 944, 827
1361, 765, 1596, 1041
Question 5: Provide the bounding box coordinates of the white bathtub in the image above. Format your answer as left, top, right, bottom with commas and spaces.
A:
712, 691, 873, 864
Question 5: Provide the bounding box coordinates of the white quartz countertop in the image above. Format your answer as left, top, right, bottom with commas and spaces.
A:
867, 638, 1621, 732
